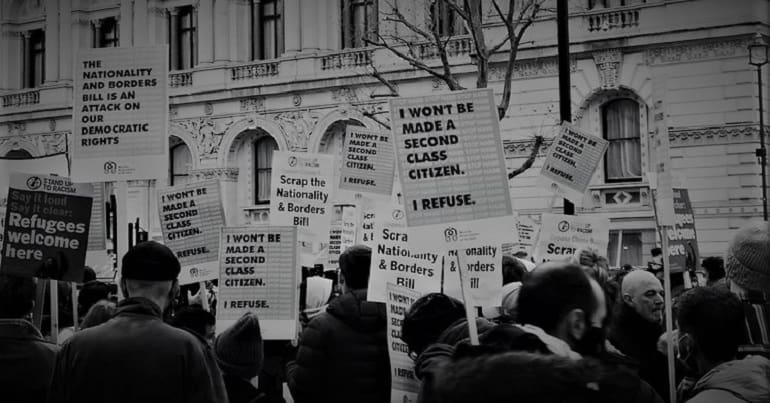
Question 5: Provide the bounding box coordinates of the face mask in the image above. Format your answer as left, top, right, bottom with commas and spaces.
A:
575, 325, 607, 357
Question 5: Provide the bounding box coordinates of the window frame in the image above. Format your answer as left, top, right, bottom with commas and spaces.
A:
601, 97, 643, 183
252, 0, 284, 60
27, 29, 45, 88
341, 0, 378, 49
169, 143, 192, 186
254, 136, 278, 205
94, 17, 120, 48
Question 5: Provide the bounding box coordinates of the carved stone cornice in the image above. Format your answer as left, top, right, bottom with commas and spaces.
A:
272, 110, 320, 151
644, 37, 751, 66
0, 131, 68, 156
175, 117, 235, 160
331, 87, 359, 103
668, 124, 759, 146
240, 97, 265, 113
503, 138, 554, 157
489, 57, 578, 82
592, 49, 622, 90
190, 167, 239, 181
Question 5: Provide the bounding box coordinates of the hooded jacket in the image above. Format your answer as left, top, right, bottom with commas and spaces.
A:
0, 319, 59, 403
686, 356, 770, 403
47, 297, 228, 403
287, 289, 390, 403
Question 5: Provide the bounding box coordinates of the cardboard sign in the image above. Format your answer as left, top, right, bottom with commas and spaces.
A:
158, 180, 225, 285
367, 203, 441, 303
389, 89, 515, 251
651, 78, 675, 224
327, 206, 344, 272
72, 46, 168, 182
270, 151, 334, 265
339, 126, 395, 197
386, 283, 421, 403
1, 173, 92, 282
539, 122, 608, 205
666, 189, 699, 278
515, 215, 539, 257
442, 245, 503, 307
87, 183, 107, 251
341, 205, 357, 252
217, 226, 299, 339
533, 214, 610, 263
0, 154, 70, 207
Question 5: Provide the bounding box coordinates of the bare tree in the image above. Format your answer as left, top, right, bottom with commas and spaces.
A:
363, 0, 549, 178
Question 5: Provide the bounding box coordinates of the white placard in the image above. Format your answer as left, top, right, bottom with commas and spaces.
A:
533, 214, 610, 263
386, 283, 421, 403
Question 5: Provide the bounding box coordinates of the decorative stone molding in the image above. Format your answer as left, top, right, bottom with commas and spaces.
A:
644, 37, 750, 66
48, 119, 56, 132
8, 122, 26, 136
175, 117, 235, 160
240, 97, 266, 112
593, 49, 622, 90
0, 131, 68, 156
331, 87, 359, 103
489, 57, 577, 82
668, 124, 759, 146
272, 110, 320, 151
502, 138, 554, 157
204, 102, 213, 115
169, 106, 179, 118
190, 167, 239, 181
291, 94, 302, 107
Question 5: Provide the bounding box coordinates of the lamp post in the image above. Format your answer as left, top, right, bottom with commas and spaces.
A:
749, 33, 768, 221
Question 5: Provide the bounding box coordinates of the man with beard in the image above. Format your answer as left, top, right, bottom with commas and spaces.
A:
609, 270, 678, 402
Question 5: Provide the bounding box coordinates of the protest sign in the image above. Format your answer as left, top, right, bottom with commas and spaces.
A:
338, 126, 395, 198
389, 89, 515, 251
1, 173, 92, 282
217, 226, 299, 339
355, 196, 380, 247
87, 183, 106, 251
270, 151, 334, 266
327, 206, 344, 271
72, 46, 168, 182
442, 245, 503, 307
386, 282, 421, 403
158, 180, 225, 285
0, 154, 70, 207
533, 214, 610, 263
539, 122, 608, 206
515, 215, 539, 257
666, 189, 699, 278
367, 203, 441, 302
651, 77, 675, 224
341, 205, 357, 252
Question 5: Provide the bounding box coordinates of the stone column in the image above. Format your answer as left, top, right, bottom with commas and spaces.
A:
119, 0, 132, 46
133, 0, 148, 46
198, 0, 214, 64
169, 9, 179, 69
21, 31, 31, 88
213, 0, 229, 62
300, 0, 318, 51
91, 20, 102, 48
283, 0, 300, 53
251, 0, 262, 60
59, 0, 71, 81
45, 0, 59, 83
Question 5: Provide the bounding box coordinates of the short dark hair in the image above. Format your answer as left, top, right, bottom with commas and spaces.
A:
433, 352, 600, 403
170, 305, 216, 339
651, 248, 663, 257
701, 256, 725, 282
516, 263, 596, 334
78, 281, 111, 317
676, 287, 745, 363
82, 266, 97, 283
0, 274, 37, 319
401, 293, 465, 355
81, 300, 117, 329
339, 245, 372, 289
502, 255, 527, 285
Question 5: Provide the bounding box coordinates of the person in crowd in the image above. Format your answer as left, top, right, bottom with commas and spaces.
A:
47, 241, 228, 403
402, 293, 466, 359
431, 352, 603, 403
675, 287, 770, 403
215, 312, 279, 403
58, 280, 112, 343
699, 256, 726, 288
608, 269, 677, 401
80, 300, 116, 330
481, 255, 526, 320
0, 274, 59, 403
300, 276, 334, 328
724, 221, 770, 359
287, 245, 390, 403
170, 305, 216, 345
503, 254, 527, 285
648, 247, 664, 281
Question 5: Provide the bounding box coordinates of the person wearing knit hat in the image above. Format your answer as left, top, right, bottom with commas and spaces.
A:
47, 241, 229, 403
215, 312, 270, 403
725, 221, 770, 359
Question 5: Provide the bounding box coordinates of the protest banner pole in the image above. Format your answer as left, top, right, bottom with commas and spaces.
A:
660, 225, 677, 403
440, 257, 445, 295
115, 181, 129, 300
72, 284, 79, 331
455, 252, 479, 346
200, 281, 210, 311
33, 279, 47, 330
50, 280, 59, 344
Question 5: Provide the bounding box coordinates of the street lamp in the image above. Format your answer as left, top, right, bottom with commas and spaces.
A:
749, 33, 769, 221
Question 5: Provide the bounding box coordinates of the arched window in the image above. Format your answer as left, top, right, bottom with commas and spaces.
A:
319, 120, 365, 155
341, 0, 378, 49
254, 136, 278, 204
602, 98, 642, 182
429, 0, 462, 37
3, 149, 33, 159
170, 143, 192, 186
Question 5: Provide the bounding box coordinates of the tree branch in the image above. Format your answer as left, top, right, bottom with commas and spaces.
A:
383, 6, 433, 42
508, 135, 545, 179
362, 111, 391, 130
497, 0, 541, 119
368, 62, 399, 97
431, 0, 463, 91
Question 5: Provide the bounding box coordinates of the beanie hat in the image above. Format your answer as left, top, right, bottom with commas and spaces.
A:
401, 293, 465, 354
339, 245, 372, 289
121, 241, 181, 281
725, 221, 770, 291
214, 312, 264, 379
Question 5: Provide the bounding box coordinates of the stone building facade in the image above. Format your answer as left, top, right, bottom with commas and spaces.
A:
0, 0, 767, 267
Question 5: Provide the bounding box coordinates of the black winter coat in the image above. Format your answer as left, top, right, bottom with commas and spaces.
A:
0, 319, 59, 403
287, 289, 390, 403
47, 297, 229, 403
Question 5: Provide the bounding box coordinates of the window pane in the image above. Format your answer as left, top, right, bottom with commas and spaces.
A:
607, 231, 643, 267
170, 144, 192, 186
255, 136, 278, 203
603, 98, 642, 181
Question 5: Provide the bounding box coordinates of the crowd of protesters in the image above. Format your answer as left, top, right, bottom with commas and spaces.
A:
1, 221, 768, 403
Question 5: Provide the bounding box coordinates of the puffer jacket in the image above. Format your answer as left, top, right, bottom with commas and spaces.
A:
287, 289, 390, 403
686, 356, 770, 403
